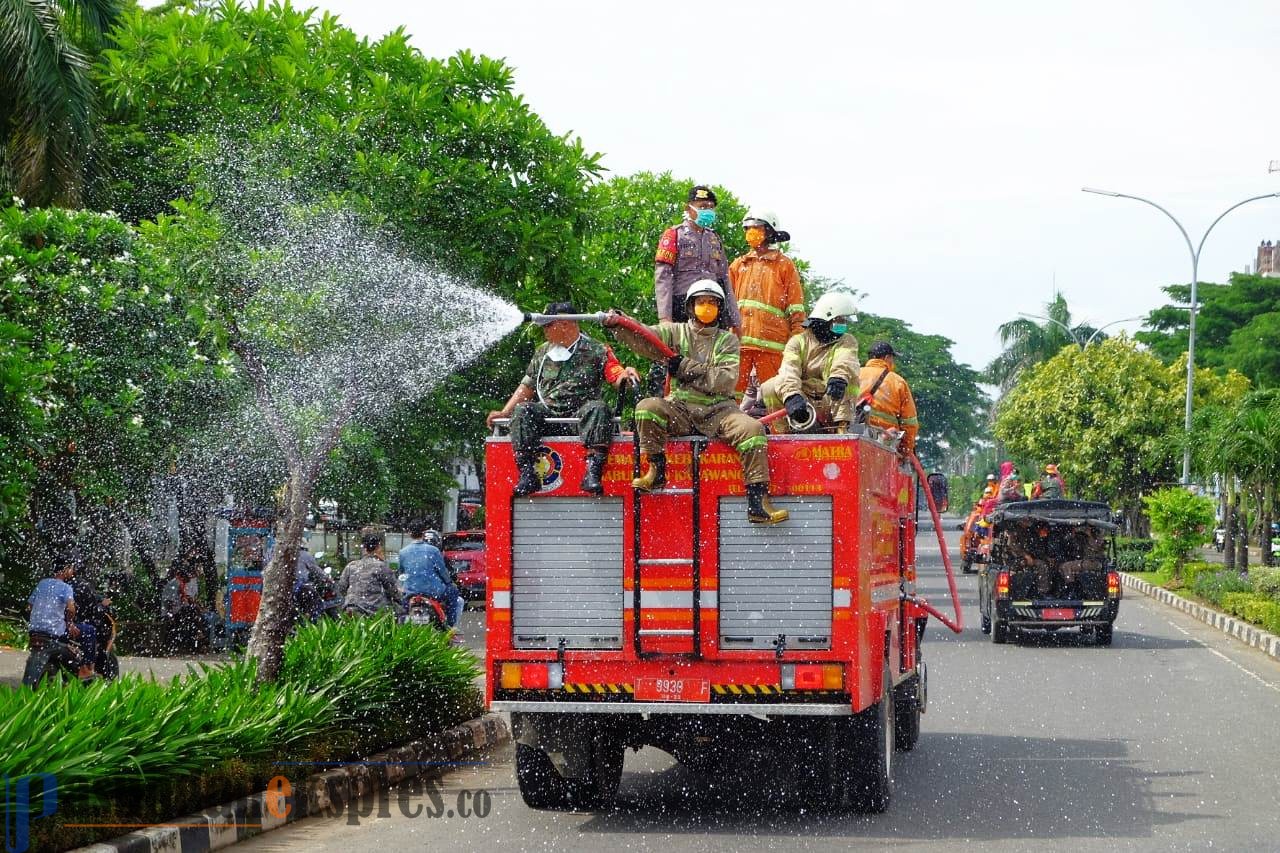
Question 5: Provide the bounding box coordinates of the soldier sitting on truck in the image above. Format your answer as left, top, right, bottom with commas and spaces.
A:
759, 290, 860, 434
1003, 520, 1054, 596
604, 280, 789, 525
487, 302, 640, 497
1058, 525, 1106, 589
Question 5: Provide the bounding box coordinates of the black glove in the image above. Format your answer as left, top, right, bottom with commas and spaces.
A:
826, 377, 847, 402
666, 355, 684, 378
784, 394, 809, 419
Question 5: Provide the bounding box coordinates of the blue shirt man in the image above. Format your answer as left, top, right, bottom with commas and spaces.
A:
398, 526, 460, 626
28, 576, 74, 636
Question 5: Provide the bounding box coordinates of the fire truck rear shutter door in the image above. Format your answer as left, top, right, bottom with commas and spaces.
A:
512, 497, 625, 650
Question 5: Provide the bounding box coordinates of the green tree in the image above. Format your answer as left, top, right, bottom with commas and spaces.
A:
1139, 273, 1280, 386
994, 336, 1247, 529
96, 2, 605, 679
1, 0, 121, 205
1143, 486, 1215, 579
985, 292, 1101, 391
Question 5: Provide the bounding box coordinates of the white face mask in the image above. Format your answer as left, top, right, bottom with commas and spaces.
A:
546, 344, 572, 362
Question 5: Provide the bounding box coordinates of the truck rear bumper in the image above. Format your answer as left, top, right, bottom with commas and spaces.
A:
491, 700, 853, 716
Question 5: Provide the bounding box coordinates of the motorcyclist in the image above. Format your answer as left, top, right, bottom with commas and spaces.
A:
336, 532, 401, 616
70, 569, 116, 676
27, 555, 96, 678
293, 540, 335, 622
398, 523, 460, 627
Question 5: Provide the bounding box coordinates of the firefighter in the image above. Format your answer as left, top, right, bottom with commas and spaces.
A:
729, 210, 805, 395
981, 473, 999, 501
856, 341, 919, 456
759, 290, 860, 434
487, 302, 640, 496
997, 470, 1024, 504
1033, 463, 1068, 499
604, 280, 789, 525
654, 185, 742, 332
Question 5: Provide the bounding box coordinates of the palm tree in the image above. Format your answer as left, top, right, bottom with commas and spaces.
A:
1, 0, 120, 206
1224, 391, 1280, 569
985, 292, 1101, 391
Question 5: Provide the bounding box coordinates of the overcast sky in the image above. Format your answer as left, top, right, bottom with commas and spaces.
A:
268, 1, 1280, 370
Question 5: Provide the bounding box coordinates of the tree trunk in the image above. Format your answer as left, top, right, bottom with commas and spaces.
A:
246, 468, 310, 682
1223, 477, 1236, 572
1238, 491, 1252, 574
1264, 483, 1275, 568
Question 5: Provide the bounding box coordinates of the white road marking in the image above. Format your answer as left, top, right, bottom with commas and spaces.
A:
1164, 617, 1280, 693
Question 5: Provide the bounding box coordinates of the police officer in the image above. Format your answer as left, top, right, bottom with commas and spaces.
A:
654, 185, 742, 332
605, 281, 788, 525
488, 302, 639, 496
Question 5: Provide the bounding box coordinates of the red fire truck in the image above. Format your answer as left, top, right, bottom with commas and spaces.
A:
485, 414, 960, 813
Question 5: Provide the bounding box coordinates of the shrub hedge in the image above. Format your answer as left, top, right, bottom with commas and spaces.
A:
3, 614, 479, 851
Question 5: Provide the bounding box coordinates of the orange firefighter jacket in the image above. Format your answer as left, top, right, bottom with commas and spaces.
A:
728, 249, 805, 354
857, 358, 919, 453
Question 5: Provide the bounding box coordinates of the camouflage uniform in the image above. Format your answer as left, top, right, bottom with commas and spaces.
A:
510, 335, 614, 453
611, 320, 769, 484
760, 329, 860, 433
654, 221, 743, 328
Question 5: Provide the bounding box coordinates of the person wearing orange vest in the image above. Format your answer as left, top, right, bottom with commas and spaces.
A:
729, 210, 805, 395
855, 341, 919, 456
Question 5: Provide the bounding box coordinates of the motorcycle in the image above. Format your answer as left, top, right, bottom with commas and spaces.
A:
402, 593, 449, 629
22, 632, 89, 688
1214, 527, 1225, 553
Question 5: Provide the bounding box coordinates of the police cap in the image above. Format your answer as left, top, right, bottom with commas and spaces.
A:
687, 185, 717, 205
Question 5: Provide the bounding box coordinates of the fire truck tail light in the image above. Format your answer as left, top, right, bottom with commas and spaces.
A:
498, 662, 563, 690
1107, 571, 1121, 597
996, 571, 1011, 598
782, 664, 843, 691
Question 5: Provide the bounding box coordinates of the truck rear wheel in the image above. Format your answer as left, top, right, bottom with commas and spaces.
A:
515, 724, 623, 811
893, 671, 922, 752
1094, 623, 1114, 646
992, 613, 1009, 644
850, 664, 895, 813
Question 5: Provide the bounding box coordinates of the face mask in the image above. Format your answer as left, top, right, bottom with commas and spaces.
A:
694, 208, 717, 229
546, 344, 572, 362
744, 226, 766, 248
831, 322, 848, 336
693, 302, 720, 324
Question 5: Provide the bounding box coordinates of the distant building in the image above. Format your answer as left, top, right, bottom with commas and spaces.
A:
1256, 240, 1280, 277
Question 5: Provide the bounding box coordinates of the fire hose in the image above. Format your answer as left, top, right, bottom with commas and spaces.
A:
523, 311, 964, 633
908, 451, 964, 634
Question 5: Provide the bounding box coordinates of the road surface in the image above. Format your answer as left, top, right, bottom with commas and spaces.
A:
238, 523, 1280, 851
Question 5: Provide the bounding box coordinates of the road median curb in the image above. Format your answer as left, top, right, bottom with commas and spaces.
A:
1121, 572, 1280, 661
70, 712, 510, 853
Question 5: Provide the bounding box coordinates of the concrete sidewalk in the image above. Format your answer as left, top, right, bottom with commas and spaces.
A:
0, 646, 224, 688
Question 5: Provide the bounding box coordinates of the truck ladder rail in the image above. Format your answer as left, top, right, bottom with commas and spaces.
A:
908, 452, 964, 633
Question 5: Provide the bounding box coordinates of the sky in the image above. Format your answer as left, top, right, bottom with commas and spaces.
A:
248, 1, 1280, 371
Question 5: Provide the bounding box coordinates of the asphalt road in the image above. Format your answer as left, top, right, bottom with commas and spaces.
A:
238, 522, 1280, 852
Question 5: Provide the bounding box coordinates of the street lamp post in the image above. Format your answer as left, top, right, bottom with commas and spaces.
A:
1019, 313, 1143, 348
1081, 188, 1280, 485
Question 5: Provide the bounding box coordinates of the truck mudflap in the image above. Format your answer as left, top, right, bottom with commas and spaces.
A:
492, 699, 854, 716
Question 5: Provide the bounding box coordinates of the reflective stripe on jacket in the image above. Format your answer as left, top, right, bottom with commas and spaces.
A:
611, 318, 740, 427
729, 249, 805, 353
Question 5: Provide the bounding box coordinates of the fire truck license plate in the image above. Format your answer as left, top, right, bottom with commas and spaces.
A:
1042, 608, 1076, 620
634, 677, 710, 703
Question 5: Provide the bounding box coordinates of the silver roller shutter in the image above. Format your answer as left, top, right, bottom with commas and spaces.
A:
512, 497, 625, 649
718, 496, 833, 650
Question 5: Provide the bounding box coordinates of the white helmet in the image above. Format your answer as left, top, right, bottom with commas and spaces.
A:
684, 279, 725, 305
809, 291, 859, 323
742, 209, 780, 230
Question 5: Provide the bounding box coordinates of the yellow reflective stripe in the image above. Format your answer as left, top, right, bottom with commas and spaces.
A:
899, 416, 919, 426
782, 351, 803, 363
786, 304, 806, 314
635, 410, 667, 426
741, 336, 787, 352
870, 408, 902, 424
738, 299, 786, 318
736, 435, 768, 453
672, 388, 723, 406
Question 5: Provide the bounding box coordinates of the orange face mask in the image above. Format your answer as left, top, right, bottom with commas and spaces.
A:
693, 301, 720, 324
744, 226, 766, 248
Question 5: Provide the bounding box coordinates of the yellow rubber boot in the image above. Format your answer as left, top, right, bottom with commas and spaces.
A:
631, 455, 666, 491
747, 483, 789, 525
